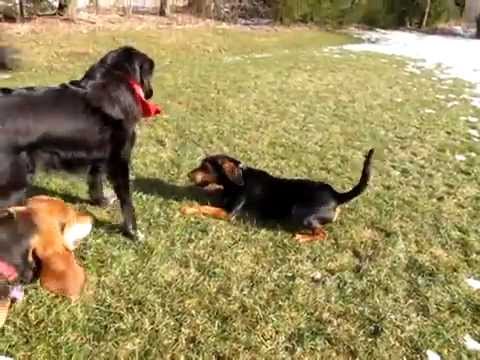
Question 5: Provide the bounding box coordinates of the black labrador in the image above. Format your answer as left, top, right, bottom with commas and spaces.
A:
0, 46, 161, 240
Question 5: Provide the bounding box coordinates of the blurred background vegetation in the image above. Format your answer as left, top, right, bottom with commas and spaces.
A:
0, 0, 478, 34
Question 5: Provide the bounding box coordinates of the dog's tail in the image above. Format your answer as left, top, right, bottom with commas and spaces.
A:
335, 149, 375, 205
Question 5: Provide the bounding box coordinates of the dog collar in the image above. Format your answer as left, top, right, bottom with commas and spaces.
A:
128, 79, 162, 118
0, 259, 17, 282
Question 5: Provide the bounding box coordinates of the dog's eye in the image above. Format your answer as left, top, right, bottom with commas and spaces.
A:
60, 223, 66, 233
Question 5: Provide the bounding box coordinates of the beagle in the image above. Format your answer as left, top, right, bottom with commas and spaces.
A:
1, 196, 93, 301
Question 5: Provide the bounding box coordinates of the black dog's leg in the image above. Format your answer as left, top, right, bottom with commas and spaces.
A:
224, 196, 246, 218
107, 158, 137, 240
88, 164, 115, 207
0, 152, 29, 207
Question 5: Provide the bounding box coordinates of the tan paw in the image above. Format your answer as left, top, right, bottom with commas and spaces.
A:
294, 230, 327, 244
181, 205, 201, 216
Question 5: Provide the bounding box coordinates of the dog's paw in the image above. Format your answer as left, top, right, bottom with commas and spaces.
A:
180, 205, 200, 216
294, 230, 327, 244
122, 225, 138, 241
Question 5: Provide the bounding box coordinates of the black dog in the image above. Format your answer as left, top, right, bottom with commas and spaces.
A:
0, 46, 160, 240
182, 149, 374, 242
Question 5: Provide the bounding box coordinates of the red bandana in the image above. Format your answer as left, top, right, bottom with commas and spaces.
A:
129, 79, 162, 118
0, 259, 17, 282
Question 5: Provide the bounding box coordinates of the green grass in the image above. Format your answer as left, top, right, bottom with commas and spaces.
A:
1, 24, 480, 359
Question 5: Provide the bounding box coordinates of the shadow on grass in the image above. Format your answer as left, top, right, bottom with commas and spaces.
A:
28, 185, 87, 204
31, 177, 299, 236
27, 185, 121, 235
133, 177, 299, 235
133, 177, 221, 204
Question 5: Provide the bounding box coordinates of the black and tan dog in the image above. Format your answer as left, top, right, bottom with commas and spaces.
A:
182, 149, 375, 243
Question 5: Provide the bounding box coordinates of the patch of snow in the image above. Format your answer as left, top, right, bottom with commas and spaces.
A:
468, 129, 480, 137
342, 30, 480, 108
426, 350, 441, 360
466, 277, 480, 290
224, 53, 272, 63
455, 154, 467, 161
436, 95, 446, 100
447, 101, 459, 108
406, 66, 422, 74
464, 335, 480, 351
424, 109, 436, 114
224, 56, 243, 63
467, 116, 479, 123
251, 53, 272, 59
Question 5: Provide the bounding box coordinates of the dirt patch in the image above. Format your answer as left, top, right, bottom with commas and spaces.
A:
0, 13, 219, 36
0, 13, 306, 36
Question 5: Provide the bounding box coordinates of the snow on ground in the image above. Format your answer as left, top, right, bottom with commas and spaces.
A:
340, 29, 480, 108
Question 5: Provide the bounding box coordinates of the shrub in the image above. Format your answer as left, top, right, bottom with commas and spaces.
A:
275, 0, 461, 28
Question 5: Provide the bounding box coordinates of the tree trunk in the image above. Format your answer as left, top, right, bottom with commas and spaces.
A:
17, 0, 25, 22
67, 0, 77, 19
476, 14, 480, 38
422, 0, 431, 28
159, 0, 170, 16
124, 0, 133, 16
463, 0, 480, 24
57, 0, 67, 15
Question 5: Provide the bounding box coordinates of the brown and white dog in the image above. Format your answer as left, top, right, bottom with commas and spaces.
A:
0, 196, 93, 300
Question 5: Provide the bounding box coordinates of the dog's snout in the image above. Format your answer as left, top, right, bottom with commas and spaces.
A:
189, 169, 205, 184
144, 88, 153, 100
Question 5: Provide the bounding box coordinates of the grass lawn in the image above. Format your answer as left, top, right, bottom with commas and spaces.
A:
0, 20, 479, 359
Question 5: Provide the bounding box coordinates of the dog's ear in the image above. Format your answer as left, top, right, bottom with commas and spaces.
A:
85, 80, 140, 122
221, 160, 244, 186
136, 55, 154, 99
39, 248, 85, 301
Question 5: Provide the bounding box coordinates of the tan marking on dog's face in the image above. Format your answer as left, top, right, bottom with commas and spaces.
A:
26, 196, 93, 252
188, 161, 219, 187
